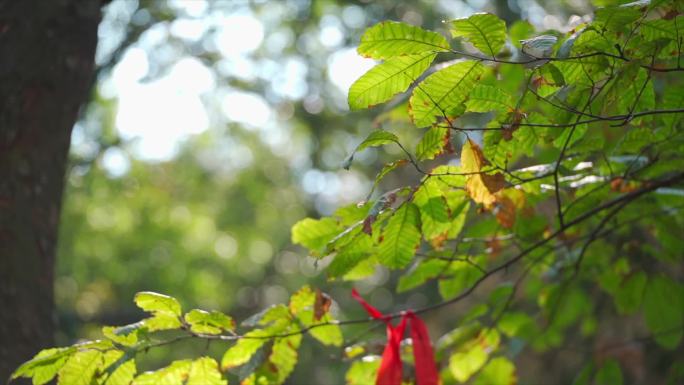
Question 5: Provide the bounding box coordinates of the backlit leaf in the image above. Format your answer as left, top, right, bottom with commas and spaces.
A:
349, 53, 436, 110
346, 357, 381, 385
134, 292, 182, 317
12, 347, 74, 385
465, 84, 514, 113
133, 360, 192, 385
291, 217, 342, 257
473, 357, 517, 385
378, 203, 422, 268
186, 357, 226, 385
58, 350, 102, 385
409, 60, 485, 127
185, 309, 236, 335
449, 344, 487, 382
416, 125, 449, 160
451, 13, 507, 57
358, 21, 450, 59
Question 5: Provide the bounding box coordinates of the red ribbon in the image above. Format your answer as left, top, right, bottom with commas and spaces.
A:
352, 289, 439, 385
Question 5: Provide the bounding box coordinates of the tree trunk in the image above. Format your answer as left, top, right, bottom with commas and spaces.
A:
0, 0, 100, 379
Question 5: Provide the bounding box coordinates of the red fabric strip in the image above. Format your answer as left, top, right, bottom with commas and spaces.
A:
352, 290, 439, 385
407, 312, 440, 385
351, 288, 385, 320
376, 316, 406, 385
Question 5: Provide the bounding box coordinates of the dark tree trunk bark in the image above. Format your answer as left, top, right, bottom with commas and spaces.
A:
0, 0, 100, 379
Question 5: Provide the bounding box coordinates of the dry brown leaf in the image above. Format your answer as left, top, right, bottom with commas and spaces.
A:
494, 195, 516, 228
314, 289, 332, 321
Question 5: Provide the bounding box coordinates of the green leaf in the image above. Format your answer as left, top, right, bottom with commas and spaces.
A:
291, 217, 342, 257
449, 345, 487, 382
334, 202, 371, 226
368, 159, 410, 198
358, 21, 450, 59
58, 350, 102, 385
309, 315, 344, 347
221, 336, 270, 370
594, 359, 623, 385
288, 285, 315, 315
473, 356, 517, 385
613, 272, 646, 314
143, 314, 183, 332
397, 259, 448, 292
378, 203, 421, 268
133, 360, 192, 385
465, 84, 514, 113
436, 323, 482, 355
572, 362, 594, 385
416, 125, 449, 161
103, 357, 137, 385
344, 130, 400, 170
643, 275, 684, 349
102, 322, 144, 346
12, 347, 74, 385
134, 292, 182, 317
244, 304, 290, 327
419, 197, 451, 240
447, 197, 469, 238
221, 317, 290, 370
498, 312, 536, 338
509, 20, 535, 48
662, 83, 684, 130
594, 4, 642, 32
346, 357, 381, 385
349, 53, 436, 110
356, 130, 399, 152
552, 124, 587, 150
185, 309, 236, 335
409, 60, 485, 127
439, 260, 485, 299
186, 357, 226, 385
451, 13, 507, 57
327, 234, 373, 279
267, 333, 302, 384
640, 17, 682, 41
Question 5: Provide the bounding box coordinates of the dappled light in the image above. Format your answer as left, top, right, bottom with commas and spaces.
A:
2, 1, 683, 384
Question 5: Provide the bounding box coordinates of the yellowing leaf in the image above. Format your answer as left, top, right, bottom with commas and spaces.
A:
288, 286, 342, 346
461, 140, 504, 206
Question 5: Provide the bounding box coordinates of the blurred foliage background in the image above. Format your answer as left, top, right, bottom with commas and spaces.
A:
57, 0, 600, 383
